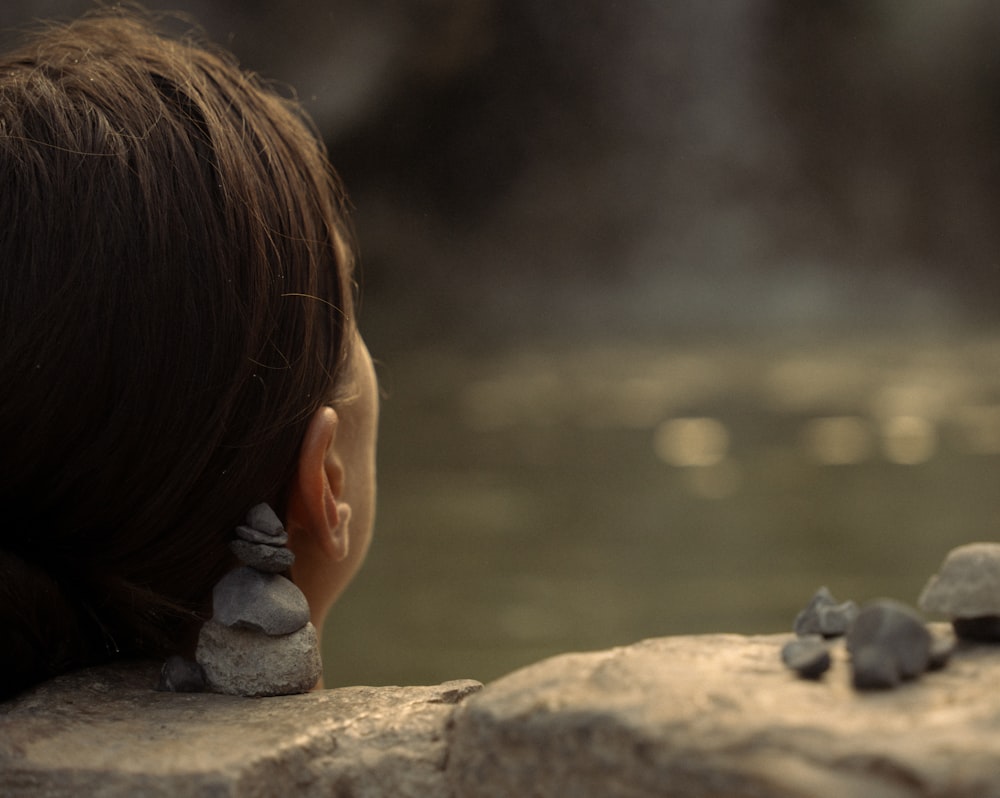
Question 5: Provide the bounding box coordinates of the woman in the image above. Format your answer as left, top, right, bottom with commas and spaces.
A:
0, 8, 377, 697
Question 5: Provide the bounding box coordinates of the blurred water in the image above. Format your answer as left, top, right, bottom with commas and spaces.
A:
323, 326, 1000, 686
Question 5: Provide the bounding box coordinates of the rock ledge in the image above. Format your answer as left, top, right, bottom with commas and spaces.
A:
5, 631, 1000, 797
447, 630, 1000, 798
0, 662, 481, 798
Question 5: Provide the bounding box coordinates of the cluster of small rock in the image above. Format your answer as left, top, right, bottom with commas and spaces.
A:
160, 504, 321, 697
783, 589, 951, 689
783, 542, 1000, 690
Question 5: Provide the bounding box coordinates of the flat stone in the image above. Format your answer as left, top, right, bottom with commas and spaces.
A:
0, 661, 482, 797
235, 523, 289, 547
229, 539, 295, 572
211, 567, 309, 635
447, 630, 1000, 797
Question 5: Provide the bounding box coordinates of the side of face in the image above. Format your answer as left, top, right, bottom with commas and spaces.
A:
286, 331, 379, 637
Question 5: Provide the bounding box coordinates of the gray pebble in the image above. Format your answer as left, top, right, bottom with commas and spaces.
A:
815, 601, 859, 637
230, 539, 295, 572
780, 636, 831, 679
212, 566, 310, 635
235, 523, 289, 547
156, 655, 206, 693
793, 587, 859, 638
851, 645, 900, 690
246, 503, 285, 537
846, 599, 932, 688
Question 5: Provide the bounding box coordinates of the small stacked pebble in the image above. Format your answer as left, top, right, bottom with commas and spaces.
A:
918, 542, 1000, 641
782, 587, 953, 690
781, 586, 857, 680
194, 503, 322, 697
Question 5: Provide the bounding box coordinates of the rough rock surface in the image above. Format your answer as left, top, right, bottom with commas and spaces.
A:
919, 542, 1000, 617
196, 620, 322, 696
447, 631, 1000, 798
8, 632, 1000, 797
0, 661, 482, 798
229, 538, 296, 572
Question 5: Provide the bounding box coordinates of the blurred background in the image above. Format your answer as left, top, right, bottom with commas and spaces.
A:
5, 0, 1000, 686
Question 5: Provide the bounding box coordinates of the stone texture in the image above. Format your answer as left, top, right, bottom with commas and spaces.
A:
780, 635, 831, 679
447, 631, 1000, 798
157, 655, 206, 693
210, 567, 310, 635
235, 523, 289, 547
229, 538, 295, 572
11, 632, 1000, 797
0, 661, 482, 798
793, 586, 859, 638
196, 620, 322, 697
919, 542, 1000, 616
845, 600, 932, 688
245, 503, 285, 537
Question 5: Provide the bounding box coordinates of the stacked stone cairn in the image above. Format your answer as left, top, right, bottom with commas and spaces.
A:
194, 503, 322, 697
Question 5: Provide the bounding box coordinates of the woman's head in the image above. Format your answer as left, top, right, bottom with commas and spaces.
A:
0, 9, 374, 696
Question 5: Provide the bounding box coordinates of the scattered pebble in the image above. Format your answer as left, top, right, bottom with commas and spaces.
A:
211, 566, 310, 636
845, 600, 932, 690
781, 636, 831, 679
156, 655, 206, 693
793, 587, 859, 638
919, 543, 1000, 642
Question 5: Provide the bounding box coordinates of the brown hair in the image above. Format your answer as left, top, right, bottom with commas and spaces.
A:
0, 9, 356, 697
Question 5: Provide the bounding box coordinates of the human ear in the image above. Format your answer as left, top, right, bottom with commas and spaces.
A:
285, 406, 351, 562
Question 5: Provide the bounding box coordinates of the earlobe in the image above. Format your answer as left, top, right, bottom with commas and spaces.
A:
286, 406, 349, 561
329, 501, 351, 562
